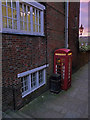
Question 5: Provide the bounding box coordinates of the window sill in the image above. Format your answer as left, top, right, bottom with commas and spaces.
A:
18, 64, 49, 78
2, 30, 45, 37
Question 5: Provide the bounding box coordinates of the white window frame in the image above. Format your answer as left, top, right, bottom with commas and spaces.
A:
21, 75, 30, 96
0, 0, 45, 36
18, 64, 49, 98
0, 0, 2, 33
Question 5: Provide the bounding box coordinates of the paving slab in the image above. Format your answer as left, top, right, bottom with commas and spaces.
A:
2, 63, 88, 118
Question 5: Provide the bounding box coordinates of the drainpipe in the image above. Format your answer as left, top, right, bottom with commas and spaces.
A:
65, 1, 69, 48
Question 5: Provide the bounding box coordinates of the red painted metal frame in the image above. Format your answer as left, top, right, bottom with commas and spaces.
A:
54, 48, 72, 90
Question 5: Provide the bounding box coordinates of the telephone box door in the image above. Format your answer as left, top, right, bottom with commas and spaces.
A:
54, 56, 66, 89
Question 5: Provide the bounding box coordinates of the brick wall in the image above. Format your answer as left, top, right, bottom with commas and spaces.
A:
68, 2, 89, 71
2, 86, 14, 111
2, 33, 47, 111
46, 3, 65, 86
2, 34, 46, 85
78, 51, 90, 67
69, 2, 90, 72
68, 2, 80, 69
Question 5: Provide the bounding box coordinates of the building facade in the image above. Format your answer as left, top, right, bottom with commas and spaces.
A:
1, 1, 80, 111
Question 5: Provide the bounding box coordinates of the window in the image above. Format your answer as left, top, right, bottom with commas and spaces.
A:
18, 64, 49, 97
31, 72, 37, 89
39, 70, 43, 85
2, 1, 17, 29
1, 0, 45, 35
21, 75, 30, 95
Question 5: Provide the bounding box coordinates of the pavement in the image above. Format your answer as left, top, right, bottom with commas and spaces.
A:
2, 63, 88, 119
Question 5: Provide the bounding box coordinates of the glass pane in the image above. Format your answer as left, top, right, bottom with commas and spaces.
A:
12, 2, 16, 9
2, 6, 6, 16
13, 20, 17, 29
22, 88, 24, 92
36, 17, 38, 24
28, 22, 31, 31
33, 15, 35, 23
26, 86, 28, 90
24, 5, 26, 12
39, 11, 41, 24
20, 21, 23, 30
33, 73, 36, 79
7, 2, 11, 7
24, 76, 28, 81
13, 9, 17, 18
20, 3, 22, 12
20, 12, 23, 20
33, 8, 35, 32
33, 12, 35, 32
33, 82, 35, 86
24, 13, 27, 21
8, 18, 12, 28
36, 25, 38, 32
3, 17, 7, 28
25, 81, 27, 86
21, 77, 23, 82
36, 10, 38, 17
39, 70, 43, 84
21, 82, 23, 87
28, 14, 30, 22
25, 87, 28, 91
24, 22, 27, 31
27, 6, 30, 22
39, 18, 41, 25
27, 6, 30, 14
33, 8, 35, 15
8, 7, 12, 17
2, 2, 6, 5
31, 73, 36, 88
39, 25, 41, 32
33, 24, 35, 32
31, 83, 33, 87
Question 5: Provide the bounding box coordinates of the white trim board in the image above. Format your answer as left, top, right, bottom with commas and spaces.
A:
18, 64, 49, 78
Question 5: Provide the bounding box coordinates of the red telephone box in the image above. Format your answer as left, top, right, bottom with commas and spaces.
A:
54, 48, 72, 90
